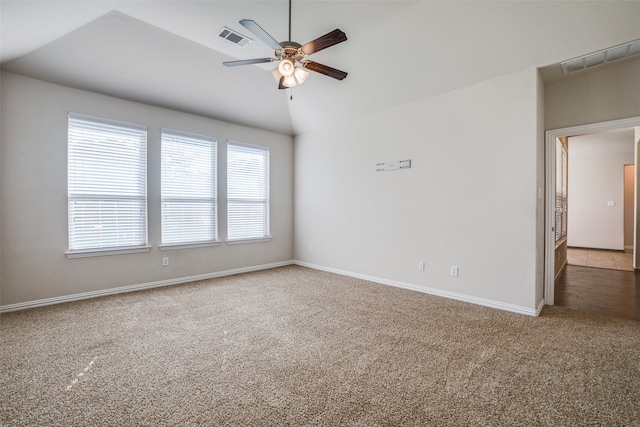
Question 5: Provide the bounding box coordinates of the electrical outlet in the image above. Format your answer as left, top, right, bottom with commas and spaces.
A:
307, 245, 313, 253
418, 261, 425, 271
450, 266, 459, 277
162, 257, 169, 267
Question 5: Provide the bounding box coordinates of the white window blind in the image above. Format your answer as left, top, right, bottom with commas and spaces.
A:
161, 130, 217, 245
555, 138, 568, 241
68, 113, 148, 252
227, 142, 270, 241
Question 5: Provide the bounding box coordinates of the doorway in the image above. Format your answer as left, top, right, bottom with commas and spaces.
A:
554, 263, 640, 321
624, 164, 635, 252
563, 130, 635, 271
544, 117, 640, 305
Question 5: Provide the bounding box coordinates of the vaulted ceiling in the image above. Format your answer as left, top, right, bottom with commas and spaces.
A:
2, 1, 640, 136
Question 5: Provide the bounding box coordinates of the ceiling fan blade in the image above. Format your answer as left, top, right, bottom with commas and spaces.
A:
302, 61, 348, 80
223, 58, 274, 67
278, 76, 287, 90
300, 29, 347, 55
239, 19, 282, 50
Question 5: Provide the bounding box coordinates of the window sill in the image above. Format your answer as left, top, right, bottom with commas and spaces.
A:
226, 237, 272, 245
555, 237, 567, 250
159, 241, 221, 251
66, 246, 152, 259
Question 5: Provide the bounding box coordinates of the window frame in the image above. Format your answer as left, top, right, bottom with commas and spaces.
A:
160, 129, 219, 249
555, 137, 568, 242
66, 112, 150, 258
226, 141, 271, 243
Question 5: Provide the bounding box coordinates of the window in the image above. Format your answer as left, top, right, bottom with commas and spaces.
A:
227, 142, 270, 241
68, 113, 148, 253
161, 130, 217, 246
555, 138, 568, 241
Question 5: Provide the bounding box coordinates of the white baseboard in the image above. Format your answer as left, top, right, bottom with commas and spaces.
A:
2, 260, 541, 317
0, 260, 294, 313
294, 261, 541, 317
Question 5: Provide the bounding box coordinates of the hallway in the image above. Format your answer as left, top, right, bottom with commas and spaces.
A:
567, 248, 633, 271
555, 264, 640, 321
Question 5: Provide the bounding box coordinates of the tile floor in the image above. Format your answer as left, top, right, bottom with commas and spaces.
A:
567, 248, 634, 271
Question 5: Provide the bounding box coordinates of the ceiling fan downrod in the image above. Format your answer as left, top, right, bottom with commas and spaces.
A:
288, 0, 292, 42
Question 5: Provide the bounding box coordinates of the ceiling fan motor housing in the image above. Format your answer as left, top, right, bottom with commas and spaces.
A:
277, 42, 305, 62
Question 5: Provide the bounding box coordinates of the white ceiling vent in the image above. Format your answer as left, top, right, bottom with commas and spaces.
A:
218, 27, 252, 47
561, 39, 640, 75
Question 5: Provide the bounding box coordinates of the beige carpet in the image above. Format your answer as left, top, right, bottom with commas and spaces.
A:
1, 266, 639, 426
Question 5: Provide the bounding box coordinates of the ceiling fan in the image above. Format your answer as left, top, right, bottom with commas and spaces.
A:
222, 0, 348, 90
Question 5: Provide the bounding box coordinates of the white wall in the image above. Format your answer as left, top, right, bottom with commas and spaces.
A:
0, 72, 293, 307
294, 68, 542, 313
0, 73, 3, 303
535, 70, 546, 307
636, 127, 640, 268
567, 130, 635, 250
545, 59, 640, 131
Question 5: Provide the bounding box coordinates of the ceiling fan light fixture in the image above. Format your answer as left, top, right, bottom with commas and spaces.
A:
278, 58, 295, 76
282, 74, 298, 88
272, 65, 308, 88
271, 67, 282, 82
293, 67, 309, 84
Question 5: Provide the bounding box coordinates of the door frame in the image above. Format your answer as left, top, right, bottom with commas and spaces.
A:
544, 116, 640, 305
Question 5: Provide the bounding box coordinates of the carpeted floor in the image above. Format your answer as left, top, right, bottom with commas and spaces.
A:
1, 265, 639, 426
